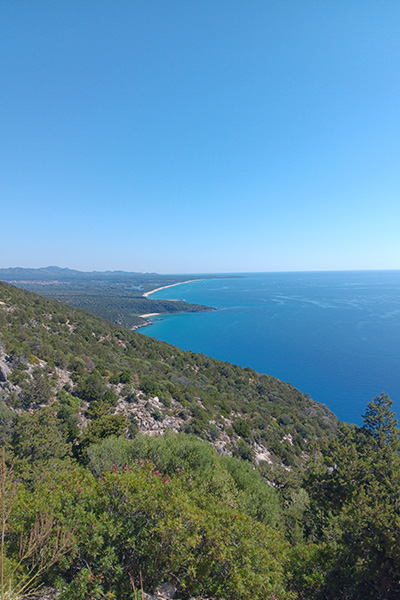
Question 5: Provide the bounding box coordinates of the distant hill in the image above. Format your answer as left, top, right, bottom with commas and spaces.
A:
0, 265, 161, 282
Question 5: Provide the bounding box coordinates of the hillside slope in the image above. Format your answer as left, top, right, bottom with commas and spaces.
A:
0, 280, 338, 467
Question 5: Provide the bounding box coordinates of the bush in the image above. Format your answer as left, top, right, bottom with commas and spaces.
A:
58, 463, 291, 600
233, 418, 251, 439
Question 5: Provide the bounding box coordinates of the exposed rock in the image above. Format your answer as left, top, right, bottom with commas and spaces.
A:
53, 366, 74, 392
28, 587, 58, 600
281, 433, 294, 446
0, 358, 11, 382
113, 394, 185, 436
154, 581, 177, 598
254, 442, 273, 464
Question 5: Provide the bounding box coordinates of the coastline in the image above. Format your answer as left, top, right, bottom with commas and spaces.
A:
133, 278, 211, 333
142, 279, 203, 298
131, 318, 156, 332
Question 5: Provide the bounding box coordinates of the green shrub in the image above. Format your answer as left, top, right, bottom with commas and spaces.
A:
233, 418, 251, 439
58, 463, 291, 600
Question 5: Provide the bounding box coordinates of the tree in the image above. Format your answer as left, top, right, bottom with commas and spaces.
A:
303, 398, 400, 600
11, 409, 71, 474
74, 373, 106, 403
362, 393, 400, 450
21, 369, 53, 407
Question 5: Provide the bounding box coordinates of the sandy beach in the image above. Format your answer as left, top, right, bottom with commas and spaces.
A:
139, 312, 161, 318
142, 279, 203, 298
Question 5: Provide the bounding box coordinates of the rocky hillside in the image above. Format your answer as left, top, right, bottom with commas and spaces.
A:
0, 280, 338, 467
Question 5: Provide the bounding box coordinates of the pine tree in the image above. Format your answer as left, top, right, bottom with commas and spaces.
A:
362, 393, 400, 450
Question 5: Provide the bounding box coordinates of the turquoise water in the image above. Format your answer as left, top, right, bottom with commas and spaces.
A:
140, 271, 400, 424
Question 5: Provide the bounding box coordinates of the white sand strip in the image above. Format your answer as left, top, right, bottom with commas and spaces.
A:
142, 279, 203, 298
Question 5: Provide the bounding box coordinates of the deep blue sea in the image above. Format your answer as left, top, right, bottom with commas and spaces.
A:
141, 271, 400, 424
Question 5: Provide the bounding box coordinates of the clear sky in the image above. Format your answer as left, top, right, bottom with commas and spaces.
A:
2, 1, 400, 273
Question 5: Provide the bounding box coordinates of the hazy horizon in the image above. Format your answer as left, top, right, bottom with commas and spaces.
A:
2, 264, 400, 276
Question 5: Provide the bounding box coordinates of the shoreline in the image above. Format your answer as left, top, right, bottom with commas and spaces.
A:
142, 279, 203, 298
134, 278, 208, 333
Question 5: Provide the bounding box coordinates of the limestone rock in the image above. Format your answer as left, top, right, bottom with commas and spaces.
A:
0, 359, 11, 382
154, 582, 177, 599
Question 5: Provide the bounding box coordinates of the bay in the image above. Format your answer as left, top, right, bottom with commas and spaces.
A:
140, 271, 400, 424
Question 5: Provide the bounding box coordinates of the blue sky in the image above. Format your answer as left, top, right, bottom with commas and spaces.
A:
2, 1, 400, 273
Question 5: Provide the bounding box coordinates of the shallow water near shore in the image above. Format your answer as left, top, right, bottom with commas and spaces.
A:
140, 271, 400, 424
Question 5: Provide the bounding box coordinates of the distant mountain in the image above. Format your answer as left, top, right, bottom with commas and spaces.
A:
0, 266, 154, 282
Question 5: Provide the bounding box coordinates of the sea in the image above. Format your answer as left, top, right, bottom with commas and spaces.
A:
140, 271, 400, 424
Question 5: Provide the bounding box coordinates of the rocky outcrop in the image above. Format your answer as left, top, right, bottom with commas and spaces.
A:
0, 357, 11, 382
